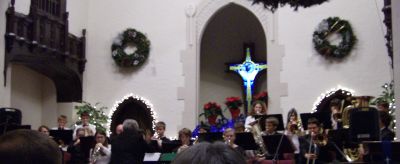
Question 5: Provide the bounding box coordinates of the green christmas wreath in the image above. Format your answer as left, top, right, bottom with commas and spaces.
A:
111, 28, 150, 67
313, 17, 357, 59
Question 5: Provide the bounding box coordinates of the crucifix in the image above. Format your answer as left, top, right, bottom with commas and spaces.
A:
228, 44, 267, 115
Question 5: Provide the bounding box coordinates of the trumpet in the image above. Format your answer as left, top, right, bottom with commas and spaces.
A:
91, 144, 102, 163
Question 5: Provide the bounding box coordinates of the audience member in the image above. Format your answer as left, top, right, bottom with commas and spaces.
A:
0, 129, 62, 164
172, 142, 246, 164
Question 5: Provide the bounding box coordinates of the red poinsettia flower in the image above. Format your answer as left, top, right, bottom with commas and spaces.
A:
202, 102, 223, 125
253, 91, 268, 104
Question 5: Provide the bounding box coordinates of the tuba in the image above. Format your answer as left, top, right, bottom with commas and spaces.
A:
341, 96, 374, 162
250, 119, 268, 156
342, 96, 373, 128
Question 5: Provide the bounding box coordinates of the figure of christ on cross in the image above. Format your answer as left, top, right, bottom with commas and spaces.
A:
229, 47, 267, 115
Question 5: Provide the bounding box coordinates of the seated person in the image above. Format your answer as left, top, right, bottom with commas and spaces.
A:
52, 115, 71, 130
172, 142, 246, 164
299, 118, 336, 164
234, 122, 245, 133
223, 128, 244, 156
38, 125, 50, 137
177, 128, 192, 153
245, 101, 268, 132
89, 130, 111, 164
153, 121, 170, 142
73, 112, 96, 140
263, 117, 280, 136
0, 129, 62, 164
379, 111, 395, 141
68, 127, 92, 164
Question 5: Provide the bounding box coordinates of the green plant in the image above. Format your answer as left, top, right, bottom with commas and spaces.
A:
75, 102, 109, 132
371, 81, 395, 111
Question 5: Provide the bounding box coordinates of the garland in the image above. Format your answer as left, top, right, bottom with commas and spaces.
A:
111, 28, 150, 67
313, 17, 357, 59
251, 0, 329, 12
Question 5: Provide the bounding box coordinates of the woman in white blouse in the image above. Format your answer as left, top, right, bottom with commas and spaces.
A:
90, 131, 111, 164
244, 100, 268, 132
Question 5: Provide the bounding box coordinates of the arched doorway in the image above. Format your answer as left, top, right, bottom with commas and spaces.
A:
199, 3, 267, 117
109, 95, 156, 135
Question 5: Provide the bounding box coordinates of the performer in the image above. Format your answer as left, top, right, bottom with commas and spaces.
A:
177, 128, 192, 153
299, 118, 336, 164
90, 130, 111, 164
244, 100, 268, 131
153, 121, 171, 148
73, 112, 96, 140
38, 125, 50, 136
379, 111, 395, 141
223, 128, 244, 155
68, 128, 90, 164
262, 117, 280, 136
51, 115, 71, 130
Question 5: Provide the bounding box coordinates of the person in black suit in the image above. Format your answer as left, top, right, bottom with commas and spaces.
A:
110, 119, 153, 164
379, 111, 395, 141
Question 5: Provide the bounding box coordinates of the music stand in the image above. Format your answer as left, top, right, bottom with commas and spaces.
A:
197, 132, 224, 143
161, 140, 181, 153
49, 130, 73, 145
300, 112, 331, 130
262, 134, 295, 157
234, 132, 259, 150
363, 141, 400, 163
254, 114, 285, 131
79, 136, 95, 159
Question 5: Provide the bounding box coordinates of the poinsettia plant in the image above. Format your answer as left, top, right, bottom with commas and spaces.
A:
225, 97, 243, 109
253, 91, 268, 105
199, 102, 223, 126
225, 97, 243, 119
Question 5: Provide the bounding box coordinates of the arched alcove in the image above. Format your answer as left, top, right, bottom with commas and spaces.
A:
109, 95, 156, 135
199, 3, 267, 114
179, 0, 286, 129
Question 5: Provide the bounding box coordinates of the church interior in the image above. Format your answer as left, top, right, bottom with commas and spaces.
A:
1, 0, 400, 163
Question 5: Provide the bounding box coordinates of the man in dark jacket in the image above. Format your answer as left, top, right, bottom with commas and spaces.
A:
110, 119, 153, 164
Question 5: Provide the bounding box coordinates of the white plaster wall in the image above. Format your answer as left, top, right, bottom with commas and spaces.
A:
10, 65, 43, 130
41, 77, 58, 128
0, 0, 11, 107
279, 0, 391, 115
84, 0, 194, 137
200, 4, 267, 117
392, 0, 400, 137
67, 0, 88, 36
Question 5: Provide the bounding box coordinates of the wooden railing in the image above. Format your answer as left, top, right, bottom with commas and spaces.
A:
4, 0, 86, 102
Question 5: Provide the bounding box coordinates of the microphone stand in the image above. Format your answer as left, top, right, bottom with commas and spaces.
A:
272, 133, 285, 164
331, 142, 352, 162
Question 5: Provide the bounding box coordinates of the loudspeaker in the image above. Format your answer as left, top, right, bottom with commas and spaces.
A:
0, 108, 22, 125
349, 107, 380, 142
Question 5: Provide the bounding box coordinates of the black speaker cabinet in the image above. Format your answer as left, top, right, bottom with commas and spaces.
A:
349, 107, 380, 142
0, 108, 22, 125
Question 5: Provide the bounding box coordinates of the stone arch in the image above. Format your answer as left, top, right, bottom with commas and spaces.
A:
108, 94, 157, 135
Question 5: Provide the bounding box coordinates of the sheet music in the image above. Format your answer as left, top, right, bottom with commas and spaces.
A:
144, 153, 162, 161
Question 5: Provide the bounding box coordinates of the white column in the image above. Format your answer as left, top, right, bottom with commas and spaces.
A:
392, 0, 400, 139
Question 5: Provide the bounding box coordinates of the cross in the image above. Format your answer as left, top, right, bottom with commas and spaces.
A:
229, 46, 267, 115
